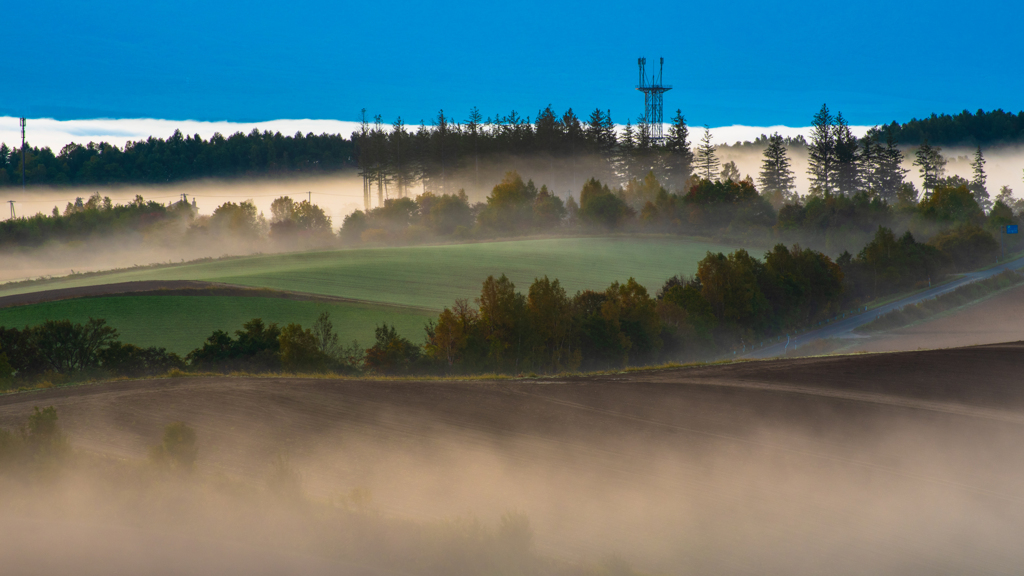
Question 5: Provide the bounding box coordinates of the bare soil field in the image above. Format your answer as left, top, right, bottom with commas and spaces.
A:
0, 280, 392, 309
850, 283, 1024, 354
3, 344, 1024, 574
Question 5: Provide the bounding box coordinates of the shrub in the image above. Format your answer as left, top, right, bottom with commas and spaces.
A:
928, 224, 999, 271
279, 323, 331, 373
578, 178, 633, 229
23, 406, 68, 461
151, 422, 198, 471
364, 323, 421, 374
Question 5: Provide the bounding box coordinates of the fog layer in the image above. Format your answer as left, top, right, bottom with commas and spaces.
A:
2, 349, 1023, 575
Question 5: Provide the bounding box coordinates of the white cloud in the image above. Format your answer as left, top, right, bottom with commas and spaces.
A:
0, 117, 365, 152
1, 116, 880, 153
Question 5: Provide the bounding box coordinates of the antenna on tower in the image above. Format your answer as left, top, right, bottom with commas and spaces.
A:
635, 57, 672, 142
20, 117, 26, 190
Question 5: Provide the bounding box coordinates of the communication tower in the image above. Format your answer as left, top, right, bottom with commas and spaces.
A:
636, 57, 672, 142
20, 117, 26, 189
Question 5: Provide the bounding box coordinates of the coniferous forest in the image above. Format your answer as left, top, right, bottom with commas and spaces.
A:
2, 107, 1023, 193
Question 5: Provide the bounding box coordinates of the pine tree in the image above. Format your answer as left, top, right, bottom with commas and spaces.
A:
664, 110, 694, 192
720, 161, 740, 182
970, 146, 991, 211
858, 129, 883, 193
585, 108, 616, 185
913, 139, 946, 198
466, 107, 483, 192
357, 109, 372, 209
535, 105, 559, 155
807, 104, 836, 195
618, 120, 637, 183
695, 125, 720, 181
415, 120, 432, 193
584, 107, 605, 153
758, 133, 796, 206
389, 117, 413, 198
561, 108, 582, 193
602, 110, 617, 159
634, 113, 659, 179
833, 112, 860, 195
873, 127, 908, 203
370, 115, 390, 204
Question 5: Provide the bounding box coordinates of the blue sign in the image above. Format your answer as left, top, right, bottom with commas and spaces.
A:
1008, 225, 1019, 234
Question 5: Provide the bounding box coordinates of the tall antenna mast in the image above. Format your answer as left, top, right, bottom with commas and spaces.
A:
20, 117, 26, 189
635, 57, 672, 142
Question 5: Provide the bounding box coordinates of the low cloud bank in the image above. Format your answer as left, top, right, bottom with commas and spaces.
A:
0, 116, 870, 153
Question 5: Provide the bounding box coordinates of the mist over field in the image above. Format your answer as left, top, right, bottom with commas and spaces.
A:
6, 0, 1024, 573
3, 352, 1024, 575
0, 174, 366, 283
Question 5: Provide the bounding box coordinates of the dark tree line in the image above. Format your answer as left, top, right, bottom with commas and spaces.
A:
0, 129, 356, 186
881, 109, 1024, 146
352, 107, 697, 205
0, 312, 361, 390
4, 106, 1022, 204
0, 191, 334, 249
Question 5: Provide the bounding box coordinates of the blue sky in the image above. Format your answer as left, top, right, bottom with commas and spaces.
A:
6, 0, 1022, 127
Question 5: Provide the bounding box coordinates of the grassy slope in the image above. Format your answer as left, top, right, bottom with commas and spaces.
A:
0, 296, 435, 354
0, 236, 737, 309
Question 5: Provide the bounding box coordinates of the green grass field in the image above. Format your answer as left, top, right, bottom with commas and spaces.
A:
0, 236, 741, 352
0, 296, 435, 354
0, 236, 739, 309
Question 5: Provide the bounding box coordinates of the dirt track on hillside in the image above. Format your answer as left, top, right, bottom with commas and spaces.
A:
851, 283, 1024, 353
2, 344, 1024, 574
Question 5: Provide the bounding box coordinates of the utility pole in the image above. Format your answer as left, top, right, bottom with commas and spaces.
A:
308, 191, 311, 203
7, 200, 15, 219
20, 117, 27, 189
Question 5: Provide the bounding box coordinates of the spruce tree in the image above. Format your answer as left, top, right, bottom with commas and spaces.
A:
858, 129, 883, 194
872, 127, 908, 204
561, 108, 582, 192
664, 110, 694, 191
720, 161, 741, 182
601, 110, 617, 159
913, 139, 946, 198
389, 117, 413, 198
833, 112, 860, 195
466, 107, 483, 192
634, 114, 655, 178
758, 133, 796, 206
696, 125, 720, 181
618, 120, 637, 183
807, 104, 836, 195
584, 108, 605, 153
970, 146, 991, 211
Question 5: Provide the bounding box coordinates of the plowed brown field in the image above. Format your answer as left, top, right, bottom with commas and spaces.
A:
2, 344, 1024, 574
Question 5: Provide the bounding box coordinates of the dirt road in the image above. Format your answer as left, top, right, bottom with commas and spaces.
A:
744, 255, 1024, 358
